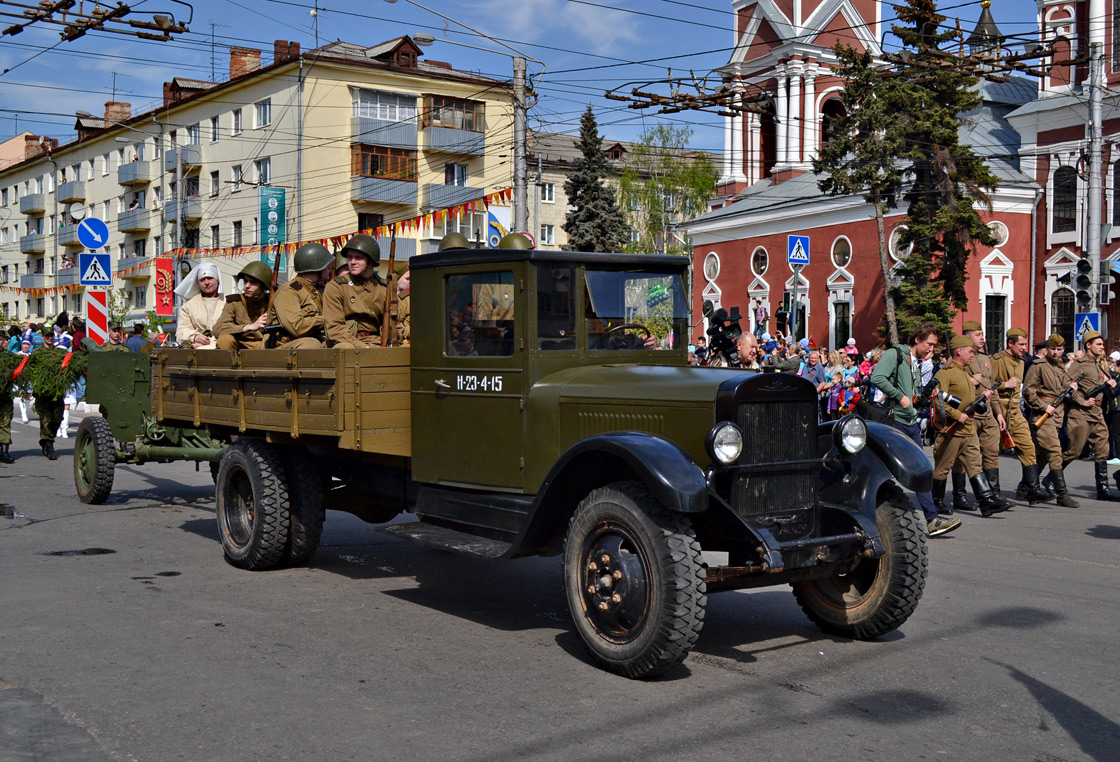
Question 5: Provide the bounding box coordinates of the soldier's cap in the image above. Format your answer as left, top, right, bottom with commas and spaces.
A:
1034, 340, 1048, 351
1083, 329, 1104, 343
949, 335, 973, 350
1047, 332, 1065, 348
108, 320, 122, 329
1006, 326, 1027, 339
962, 320, 982, 333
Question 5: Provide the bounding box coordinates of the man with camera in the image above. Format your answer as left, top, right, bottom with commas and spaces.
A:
991, 327, 1050, 504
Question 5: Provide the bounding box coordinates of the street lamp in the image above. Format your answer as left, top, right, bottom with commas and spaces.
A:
383, 0, 543, 235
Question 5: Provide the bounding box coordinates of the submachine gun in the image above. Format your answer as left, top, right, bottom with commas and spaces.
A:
1035, 372, 1087, 426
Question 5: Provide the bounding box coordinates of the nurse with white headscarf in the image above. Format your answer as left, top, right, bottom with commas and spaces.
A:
174, 261, 225, 349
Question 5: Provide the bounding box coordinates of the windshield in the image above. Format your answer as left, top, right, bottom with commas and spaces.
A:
585, 269, 688, 351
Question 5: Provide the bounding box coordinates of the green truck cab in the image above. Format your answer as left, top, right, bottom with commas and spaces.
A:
78, 247, 931, 678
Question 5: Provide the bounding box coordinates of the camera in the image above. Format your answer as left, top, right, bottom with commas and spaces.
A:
702, 303, 743, 366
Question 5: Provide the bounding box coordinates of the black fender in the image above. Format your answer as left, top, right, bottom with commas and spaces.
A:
507, 432, 707, 557
864, 421, 932, 493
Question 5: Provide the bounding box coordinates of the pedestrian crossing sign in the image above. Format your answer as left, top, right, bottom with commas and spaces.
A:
787, 235, 810, 265
79, 252, 111, 286
1075, 312, 1100, 340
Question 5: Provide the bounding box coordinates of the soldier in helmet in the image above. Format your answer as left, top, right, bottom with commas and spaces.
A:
268, 242, 333, 349
498, 232, 532, 250
438, 232, 470, 251
323, 234, 387, 349
214, 261, 272, 350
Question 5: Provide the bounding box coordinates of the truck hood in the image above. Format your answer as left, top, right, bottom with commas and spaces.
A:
537, 363, 752, 407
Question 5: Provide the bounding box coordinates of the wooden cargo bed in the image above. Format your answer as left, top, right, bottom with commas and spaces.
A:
152, 347, 411, 456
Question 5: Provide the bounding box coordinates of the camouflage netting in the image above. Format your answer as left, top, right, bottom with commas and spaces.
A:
0, 352, 21, 398
23, 349, 88, 400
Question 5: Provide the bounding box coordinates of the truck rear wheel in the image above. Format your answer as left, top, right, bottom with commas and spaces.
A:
563, 482, 706, 678
280, 453, 326, 566
791, 491, 928, 639
74, 416, 116, 505
216, 441, 291, 570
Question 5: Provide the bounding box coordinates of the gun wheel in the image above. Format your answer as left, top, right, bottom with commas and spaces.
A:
215, 440, 291, 570
564, 481, 706, 679
73, 416, 116, 505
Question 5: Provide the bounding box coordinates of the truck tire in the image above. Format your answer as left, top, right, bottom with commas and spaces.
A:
280, 453, 326, 566
791, 490, 928, 639
563, 481, 706, 678
215, 440, 291, 570
73, 416, 116, 505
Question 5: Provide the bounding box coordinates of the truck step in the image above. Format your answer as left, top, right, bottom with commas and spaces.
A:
378, 521, 511, 559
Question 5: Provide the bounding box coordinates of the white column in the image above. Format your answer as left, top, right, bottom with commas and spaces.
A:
775, 66, 788, 167
787, 61, 802, 166
803, 64, 818, 164
732, 93, 747, 183
746, 112, 759, 184
721, 106, 734, 184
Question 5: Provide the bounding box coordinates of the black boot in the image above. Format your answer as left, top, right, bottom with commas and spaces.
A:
932, 478, 947, 516
950, 470, 972, 513
1017, 464, 1051, 505
1040, 469, 1056, 498
40, 440, 57, 461
971, 472, 1012, 517
985, 467, 1003, 499
1095, 462, 1120, 501
0, 444, 13, 464
1051, 468, 1079, 508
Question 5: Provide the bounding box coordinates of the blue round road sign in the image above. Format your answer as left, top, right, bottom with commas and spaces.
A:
77, 217, 110, 250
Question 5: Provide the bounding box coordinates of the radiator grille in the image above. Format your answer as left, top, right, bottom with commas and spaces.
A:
731, 399, 818, 517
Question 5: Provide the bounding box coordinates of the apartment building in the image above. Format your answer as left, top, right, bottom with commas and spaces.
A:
0, 36, 514, 324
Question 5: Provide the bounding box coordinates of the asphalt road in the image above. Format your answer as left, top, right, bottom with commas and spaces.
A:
2, 409, 1118, 762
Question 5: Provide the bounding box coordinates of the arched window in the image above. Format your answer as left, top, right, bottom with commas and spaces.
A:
1052, 166, 1077, 233
831, 237, 851, 268
1051, 288, 1074, 349
751, 247, 769, 276
820, 98, 846, 147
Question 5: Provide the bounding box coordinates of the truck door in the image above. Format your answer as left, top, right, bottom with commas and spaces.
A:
411, 265, 524, 490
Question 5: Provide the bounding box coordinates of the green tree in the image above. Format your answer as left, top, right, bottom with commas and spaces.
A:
619, 123, 718, 255
563, 106, 630, 252
107, 288, 130, 327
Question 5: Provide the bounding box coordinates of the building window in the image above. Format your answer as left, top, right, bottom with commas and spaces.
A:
232, 221, 243, 247
254, 158, 271, 185
255, 98, 272, 128
630, 230, 641, 244
184, 228, 200, 248
232, 108, 243, 135
834, 301, 851, 347
540, 183, 555, 203
101, 153, 110, 175
210, 116, 220, 142
210, 225, 220, 248
421, 95, 485, 130
985, 294, 1007, 352
153, 235, 161, 253
608, 146, 624, 160
351, 145, 417, 181
1051, 288, 1074, 349
831, 237, 851, 268
358, 212, 383, 232
351, 89, 417, 122
540, 224, 555, 245
133, 239, 146, 257
445, 163, 468, 187
210, 171, 220, 197
751, 247, 768, 276
1053, 166, 1078, 233
232, 165, 243, 192
134, 287, 147, 308
820, 98, 847, 147
186, 123, 200, 145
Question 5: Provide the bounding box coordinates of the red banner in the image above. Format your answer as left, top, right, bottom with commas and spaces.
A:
155, 257, 174, 317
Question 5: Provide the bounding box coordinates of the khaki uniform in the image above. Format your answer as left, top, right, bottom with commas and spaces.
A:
322, 273, 386, 349
991, 349, 1034, 466
476, 283, 515, 321
268, 275, 325, 350
932, 360, 982, 479
965, 352, 1004, 469
214, 294, 268, 351
1024, 356, 1072, 471
1063, 354, 1113, 466
101, 341, 131, 352
175, 294, 224, 349
395, 292, 410, 345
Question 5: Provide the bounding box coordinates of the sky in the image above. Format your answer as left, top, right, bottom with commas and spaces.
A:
0, 0, 1042, 154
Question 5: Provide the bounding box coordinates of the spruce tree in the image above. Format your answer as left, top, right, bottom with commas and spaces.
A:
563, 106, 630, 252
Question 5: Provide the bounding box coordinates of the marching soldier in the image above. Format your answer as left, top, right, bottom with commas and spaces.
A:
951, 320, 1007, 509
268, 243, 333, 349
991, 327, 1049, 504
1062, 330, 1120, 501
323, 234, 387, 349
1024, 333, 1080, 507
214, 261, 272, 351
931, 335, 1008, 519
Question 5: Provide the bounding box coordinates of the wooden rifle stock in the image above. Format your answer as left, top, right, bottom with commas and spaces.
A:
380, 231, 396, 348
942, 387, 993, 436
1035, 372, 1086, 426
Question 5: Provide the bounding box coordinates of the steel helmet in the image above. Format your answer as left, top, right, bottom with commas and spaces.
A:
293, 242, 333, 274
438, 232, 470, 251
497, 232, 533, 250
341, 233, 380, 265
238, 260, 273, 288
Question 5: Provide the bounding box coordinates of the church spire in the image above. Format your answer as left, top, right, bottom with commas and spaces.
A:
966, 1, 1003, 57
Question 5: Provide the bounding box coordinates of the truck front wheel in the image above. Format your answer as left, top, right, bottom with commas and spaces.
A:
563, 482, 706, 678
791, 491, 928, 639
74, 416, 116, 505
216, 440, 291, 570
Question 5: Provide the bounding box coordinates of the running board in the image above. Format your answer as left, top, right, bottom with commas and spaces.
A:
377, 521, 511, 560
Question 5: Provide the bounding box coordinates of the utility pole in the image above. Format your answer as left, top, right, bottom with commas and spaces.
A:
532, 153, 541, 246
1087, 41, 1104, 313
513, 56, 528, 235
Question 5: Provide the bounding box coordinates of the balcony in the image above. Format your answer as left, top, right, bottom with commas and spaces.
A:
58, 181, 85, 203
118, 207, 154, 232
164, 146, 202, 172
58, 225, 84, 248
115, 255, 152, 279
56, 267, 82, 286
19, 233, 47, 253
351, 117, 417, 150
423, 126, 485, 156
165, 196, 202, 223
422, 183, 484, 210
350, 176, 417, 206
20, 194, 45, 214
118, 160, 154, 186
20, 272, 49, 289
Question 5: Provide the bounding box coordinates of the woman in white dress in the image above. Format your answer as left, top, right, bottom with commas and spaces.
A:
174, 262, 225, 349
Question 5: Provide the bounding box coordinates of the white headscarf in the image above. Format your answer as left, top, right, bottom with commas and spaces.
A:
174, 262, 225, 300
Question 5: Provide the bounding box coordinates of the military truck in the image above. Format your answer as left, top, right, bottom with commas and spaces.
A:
77, 247, 931, 678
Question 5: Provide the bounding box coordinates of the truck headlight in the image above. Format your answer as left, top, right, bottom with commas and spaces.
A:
707, 422, 743, 464
835, 415, 867, 454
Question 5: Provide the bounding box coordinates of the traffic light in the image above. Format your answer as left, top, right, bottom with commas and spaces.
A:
1075, 258, 1093, 309
1102, 261, 1117, 306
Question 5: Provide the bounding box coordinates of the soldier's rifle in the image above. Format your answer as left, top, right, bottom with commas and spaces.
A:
940, 385, 995, 436
1035, 373, 1086, 426
380, 230, 396, 348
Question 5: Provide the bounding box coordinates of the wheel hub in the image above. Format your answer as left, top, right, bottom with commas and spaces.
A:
580, 525, 650, 642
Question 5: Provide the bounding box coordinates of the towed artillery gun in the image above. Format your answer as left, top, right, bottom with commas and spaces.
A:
77, 247, 931, 678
